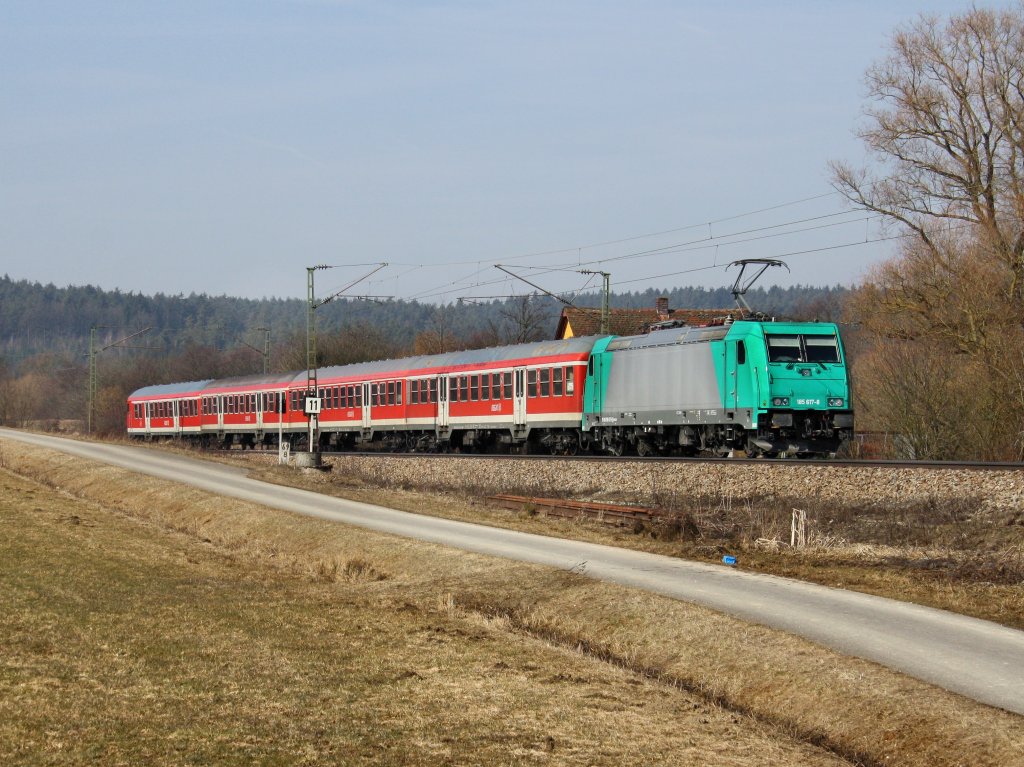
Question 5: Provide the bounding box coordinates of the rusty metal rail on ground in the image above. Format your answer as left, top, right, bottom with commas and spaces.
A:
486, 494, 660, 526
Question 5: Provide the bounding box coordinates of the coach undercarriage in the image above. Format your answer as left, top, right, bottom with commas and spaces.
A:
152, 410, 850, 460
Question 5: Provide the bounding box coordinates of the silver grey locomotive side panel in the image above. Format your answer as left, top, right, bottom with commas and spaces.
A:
602, 343, 723, 422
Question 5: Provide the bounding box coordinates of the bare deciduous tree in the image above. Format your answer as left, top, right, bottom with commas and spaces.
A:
834, 6, 1024, 459
499, 295, 549, 344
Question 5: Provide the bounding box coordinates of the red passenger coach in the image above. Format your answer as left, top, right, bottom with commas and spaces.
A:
126, 336, 600, 453
126, 380, 212, 438
310, 336, 595, 453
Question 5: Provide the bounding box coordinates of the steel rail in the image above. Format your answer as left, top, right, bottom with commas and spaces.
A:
209, 447, 1024, 471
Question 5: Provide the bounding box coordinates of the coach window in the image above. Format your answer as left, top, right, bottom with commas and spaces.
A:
540, 368, 550, 397
527, 370, 537, 398
428, 378, 437, 403
385, 381, 393, 406
481, 375, 490, 401
396, 381, 403, 405
553, 367, 563, 396
470, 375, 479, 401
410, 380, 419, 405
503, 372, 513, 399
566, 367, 575, 394
490, 373, 500, 400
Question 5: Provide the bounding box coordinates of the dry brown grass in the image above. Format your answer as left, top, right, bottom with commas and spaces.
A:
0, 458, 846, 766
2, 438, 1023, 767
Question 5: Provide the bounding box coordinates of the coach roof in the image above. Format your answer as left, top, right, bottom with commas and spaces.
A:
316, 335, 603, 380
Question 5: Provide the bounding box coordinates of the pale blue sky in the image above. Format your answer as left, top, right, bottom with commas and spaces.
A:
0, 1, 980, 301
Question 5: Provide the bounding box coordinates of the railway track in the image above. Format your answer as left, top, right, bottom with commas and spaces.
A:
213, 447, 1024, 472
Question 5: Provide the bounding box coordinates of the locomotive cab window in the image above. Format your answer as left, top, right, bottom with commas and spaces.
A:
766, 334, 802, 363
805, 335, 840, 364
737, 340, 746, 365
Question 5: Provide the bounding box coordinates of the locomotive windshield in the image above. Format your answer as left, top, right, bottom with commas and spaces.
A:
766, 334, 840, 364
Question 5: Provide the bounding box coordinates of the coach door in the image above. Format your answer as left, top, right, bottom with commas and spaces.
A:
173, 400, 181, 437
436, 376, 449, 429
361, 383, 372, 428
513, 367, 527, 429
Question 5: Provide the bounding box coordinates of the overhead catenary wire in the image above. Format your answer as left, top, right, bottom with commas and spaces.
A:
405, 214, 885, 303
376, 189, 892, 303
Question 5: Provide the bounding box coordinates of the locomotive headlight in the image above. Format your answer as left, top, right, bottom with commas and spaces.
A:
828, 397, 844, 408
772, 397, 790, 407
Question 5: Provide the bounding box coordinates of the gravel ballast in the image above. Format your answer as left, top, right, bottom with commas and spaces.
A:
323, 456, 1024, 510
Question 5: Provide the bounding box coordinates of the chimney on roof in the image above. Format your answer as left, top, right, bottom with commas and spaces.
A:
656, 296, 670, 319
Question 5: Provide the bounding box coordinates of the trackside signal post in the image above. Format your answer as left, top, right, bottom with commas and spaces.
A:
300, 262, 388, 465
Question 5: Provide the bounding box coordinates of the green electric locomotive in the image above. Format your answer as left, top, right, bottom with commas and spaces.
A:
581, 319, 853, 457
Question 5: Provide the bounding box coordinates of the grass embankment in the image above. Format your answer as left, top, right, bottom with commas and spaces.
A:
1, 440, 1022, 766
